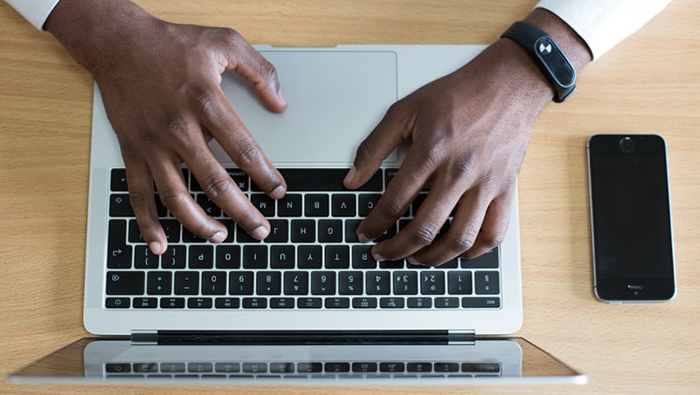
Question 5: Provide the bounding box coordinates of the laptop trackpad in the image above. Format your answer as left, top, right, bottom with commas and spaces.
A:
217, 50, 398, 166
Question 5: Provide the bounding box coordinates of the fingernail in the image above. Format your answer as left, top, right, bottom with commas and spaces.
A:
250, 225, 269, 240
277, 90, 287, 107
148, 241, 163, 255
343, 166, 357, 186
407, 257, 421, 266
209, 231, 226, 243
372, 252, 386, 262
270, 185, 286, 199
357, 232, 373, 243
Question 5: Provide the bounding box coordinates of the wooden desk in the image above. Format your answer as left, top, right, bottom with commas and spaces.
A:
1, 1, 698, 394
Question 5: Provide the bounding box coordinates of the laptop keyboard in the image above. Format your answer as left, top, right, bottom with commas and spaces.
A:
105, 168, 501, 310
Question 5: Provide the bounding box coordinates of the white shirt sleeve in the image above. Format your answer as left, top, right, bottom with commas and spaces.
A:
536, 0, 673, 60
4, 0, 62, 30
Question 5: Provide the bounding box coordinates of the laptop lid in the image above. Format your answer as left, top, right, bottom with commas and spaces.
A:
83, 45, 522, 335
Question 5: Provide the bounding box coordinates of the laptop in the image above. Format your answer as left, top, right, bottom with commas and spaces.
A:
9, 45, 586, 385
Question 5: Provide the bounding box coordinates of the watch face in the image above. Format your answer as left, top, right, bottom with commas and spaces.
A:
534, 36, 576, 89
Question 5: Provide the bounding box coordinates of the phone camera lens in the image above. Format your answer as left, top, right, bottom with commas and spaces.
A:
619, 137, 635, 153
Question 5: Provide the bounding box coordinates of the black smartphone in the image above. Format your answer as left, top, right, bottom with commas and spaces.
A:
586, 134, 675, 303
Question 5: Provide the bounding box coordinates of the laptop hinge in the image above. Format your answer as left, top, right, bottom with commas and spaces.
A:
447, 330, 476, 345
131, 330, 158, 345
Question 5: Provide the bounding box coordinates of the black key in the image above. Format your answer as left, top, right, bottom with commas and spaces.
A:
133, 297, 157, 308
106, 271, 144, 295
352, 297, 377, 308
110, 169, 128, 191
366, 271, 391, 295
461, 247, 499, 268
105, 297, 130, 309
407, 362, 432, 373
161, 363, 186, 373
352, 362, 378, 373
448, 272, 473, 295
174, 272, 199, 295
380, 259, 404, 269
475, 271, 500, 294
220, 219, 236, 243
318, 220, 342, 243
160, 298, 185, 308
439, 259, 458, 269
251, 194, 275, 217
380, 363, 405, 373
242, 298, 268, 309
434, 363, 460, 373
270, 245, 295, 268
216, 245, 240, 269
110, 194, 134, 217
297, 297, 322, 309
135, 245, 159, 269
384, 168, 398, 188
325, 245, 349, 269
407, 297, 432, 308
380, 297, 405, 308
358, 194, 382, 217
106, 363, 131, 373
215, 297, 240, 309
107, 220, 131, 269
264, 220, 288, 243
128, 219, 145, 243
270, 298, 295, 309
338, 271, 363, 295
297, 363, 323, 373
147, 271, 171, 295
311, 272, 335, 295
188, 297, 213, 309
154, 194, 168, 217
462, 363, 501, 373
421, 271, 445, 295
236, 225, 261, 243
352, 245, 376, 268
304, 194, 329, 217
229, 272, 254, 295
133, 363, 159, 373
196, 194, 221, 217
393, 271, 418, 295
325, 362, 350, 373
129, 219, 181, 243
256, 272, 282, 295
434, 297, 460, 308
298, 245, 322, 269
202, 271, 226, 295
284, 272, 308, 295
331, 194, 356, 217
188, 363, 213, 373
269, 363, 295, 373
242, 363, 267, 373
291, 220, 315, 243
189, 245, 213, 269
243, 246, 268, 268
275, 169, 382, 192
325, 297, 350, 308
161, 245, 186, 269
277, 194, 302, 217
344, 219, 361, 243
411, 193, 428, 216
182, 227, 207, 243
215, 362, 240, 373
461, 297, 500, 308
375, 223, 397, 242
227, 169, 249, 191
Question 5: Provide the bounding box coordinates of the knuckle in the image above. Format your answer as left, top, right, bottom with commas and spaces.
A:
219, 27, 243, 45
257, 60, 278, 81
158, 188, 189, 213
410, 222, 440, 247
128, 190, 152, 212
480, 229, 506, 248
453, 155, 475, 179
232, 139, 263, 168
376, 197, 407, 222
451, 232, 477, 252
201, 174, 234, 201
193, 90, 219, 119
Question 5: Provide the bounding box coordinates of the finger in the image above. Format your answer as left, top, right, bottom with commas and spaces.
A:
219, 29, 287, 112
149, 154, 229, 242
183, 135, 271, 240
123, 157, 167, 255
344, 103, 408, 190
197, 88, 286, 199
408, 188, 490, 266
461, 190, 513, 259
372, 176, 467, 263
355, 143, 436, 243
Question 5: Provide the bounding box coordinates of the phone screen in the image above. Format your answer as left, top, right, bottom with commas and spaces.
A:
587, 134, 675, 302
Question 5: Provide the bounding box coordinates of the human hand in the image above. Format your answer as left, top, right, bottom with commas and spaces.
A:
46, 0, 287, 254
343, 39, 557, 266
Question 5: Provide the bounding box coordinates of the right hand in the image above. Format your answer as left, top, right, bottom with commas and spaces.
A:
46, 0, 287, 254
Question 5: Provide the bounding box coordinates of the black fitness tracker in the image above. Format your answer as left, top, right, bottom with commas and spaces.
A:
501, 21, 576, 103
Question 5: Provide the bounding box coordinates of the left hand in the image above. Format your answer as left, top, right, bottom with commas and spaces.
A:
343, 39, 553, 266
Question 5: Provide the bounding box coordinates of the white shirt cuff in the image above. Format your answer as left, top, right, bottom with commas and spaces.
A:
535, 0, 673, 60
5, 0, 62, 30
